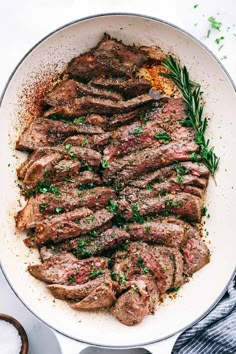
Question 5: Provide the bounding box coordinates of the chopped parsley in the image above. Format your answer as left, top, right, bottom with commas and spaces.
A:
132, 127, 144, 135
63, 178, 75, 183
208, 16, 222, 31
68, 275, 76, 282
101, 158, 109, 169
215, 36, 224, 44
64, 144, 72, 151
145, 225, 151, 232
137, 257, 144, 267
131, 285, 138, 292
73, 116, 86, 124
106, 199, 118, 214
86, 215, 95, 222
154, 132, 171, 144
111, 271, 117, 281
193, 4, 198, 8
190, 152, 201, 162
70, 152, 77, 158
174, 163, 189, 183
35, 181, 60, 196
39, 203, 48, 212
78, 240, 86, 248
201, 206, 207, 216
89, 269, 103, 278
80, 138, 88, 147
55, 207, 64, 214
131, 204, 145, 224
119, 272, 127, 285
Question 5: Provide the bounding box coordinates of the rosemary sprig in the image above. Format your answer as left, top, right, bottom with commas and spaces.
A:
160, 55, 219, 174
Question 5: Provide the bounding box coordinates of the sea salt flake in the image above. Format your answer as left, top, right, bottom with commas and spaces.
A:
0, 319, 22, 354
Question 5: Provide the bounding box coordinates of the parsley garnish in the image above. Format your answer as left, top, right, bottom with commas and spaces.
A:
86, 215, 95, 222
35, 181, 60, 196
132, 127, 144, 135
208, 16, 222, 31
119, 272, 127, 285
101, 158, 109, 169
55, 207, 64, 214
68, 275, 76, 282
154, 132, 171, 144
89, 269, 103, 278
131, 204, 145, 224
73, 116, 86, 124
80, 138, 88, 147
39, 203, 48, 212
161, 56, 219, 174
64, 144, 72, 151
215, 36, 224, 44
106, 199, 118, 214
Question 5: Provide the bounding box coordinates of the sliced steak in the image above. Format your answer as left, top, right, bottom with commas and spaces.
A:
16, 117, 104, 151
56, 228, 130, 256
70, 277, 116, 309
108, 108, 146, 128
183, 237, 210, 276
128, 162, 209, 189
18, 146, 101, 181
16, 187, 116, 230
103, 119, 166, 161
44, 79, 79, 106
104, 141, 198, 184
23, 151, 62, 186
44, 94, 154, 118
24, 158, 81, 187
76, 81, 123, 101
148, 98, 187, 133
151, 245, 175, 292
90, 78, 151, 98
33, 208, 114, 245
122, 192, 203, 222
33, 207, 94, 245
47, 271, 110, 300
54, 170, 102, 190
110, 288, 149, 326
63, 132, 112, 151
28, 253, 108, 284
127, 220, 188, 248
67, 33, 148, 80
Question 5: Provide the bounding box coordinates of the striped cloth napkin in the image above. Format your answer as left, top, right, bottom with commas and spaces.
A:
172, 277, 236, 354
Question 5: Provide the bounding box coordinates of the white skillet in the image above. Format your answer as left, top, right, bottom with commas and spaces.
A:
0, 14, 235, 354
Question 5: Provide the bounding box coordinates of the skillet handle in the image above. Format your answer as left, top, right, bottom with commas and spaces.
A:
144, 333, 180, 354
54, 331, 88, 354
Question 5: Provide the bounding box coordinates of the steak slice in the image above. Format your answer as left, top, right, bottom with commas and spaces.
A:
151, 245, 175, 292
33, 207, 93, 245
148, 98, 187, 133
44, 79, 122, 106
44, 79, 79, 106
56, 228, 130, 256
18, 146, 101, 181
67, 33, 148, 80
34, 209, 114, 245
63, 132, 112, 151
28, 253, 108, 284
90, 78, 151, 98
76, 82, 123, 101
16, 187, 116, 230
23, 151, 62, 186
110, 288, 149, 326
122, 192, 203, 222
24, 158, 81, 187
108, 108, 146, 128
128, 162, 209, 189
47, 271, 110, 300
183, 237, 210, 276
16, 117, 104, 151
127, 220, 188, 248
44, 94, 154, 118
170, 248, 185, 288
103, 119, 166, 161
70, 277, 116, 309
104, 141, 198, 184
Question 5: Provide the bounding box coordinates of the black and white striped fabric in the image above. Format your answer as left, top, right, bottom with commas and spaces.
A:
173, 276, 236, 354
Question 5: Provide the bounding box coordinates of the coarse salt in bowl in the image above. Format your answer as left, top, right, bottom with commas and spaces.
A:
0, 314, 28, 354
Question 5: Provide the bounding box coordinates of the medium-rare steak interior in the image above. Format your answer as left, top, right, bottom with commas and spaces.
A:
16, 33, 214, 326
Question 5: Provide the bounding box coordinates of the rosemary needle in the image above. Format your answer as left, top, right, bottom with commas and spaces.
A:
160, 55, 220, 175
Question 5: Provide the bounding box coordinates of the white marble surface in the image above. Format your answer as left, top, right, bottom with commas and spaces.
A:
0, 0, 235, 353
